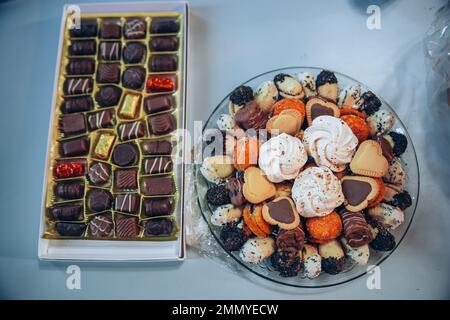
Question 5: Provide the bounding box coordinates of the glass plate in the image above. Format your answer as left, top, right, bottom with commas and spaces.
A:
194, 67, 420, 288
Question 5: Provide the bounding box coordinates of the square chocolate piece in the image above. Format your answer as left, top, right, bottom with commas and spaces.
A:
115, 168, 138, 191
142, 157, 173, 174
100, 19, 121, 39
141, 140, 173, 155
59, 113, 86, 136
141, 176, 175, 196
115, 215, 139, 238
96, 63, 121, 84
115, 193, 140, 214
69, 19, 98, 38
60, 136, 90, 157
148, 113, 176, 136
87, 109, 115, 131
88, 213, 113, 237
124, 18, 146, 39
99, 41, 121, 61
144, 95, 175, 115
118, 121, 146, 141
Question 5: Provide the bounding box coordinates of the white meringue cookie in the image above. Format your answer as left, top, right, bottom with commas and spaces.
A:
254, 81, 278, 113
292, 166, 344, 218
258, 133, 308, 183
303, 116, 358, 172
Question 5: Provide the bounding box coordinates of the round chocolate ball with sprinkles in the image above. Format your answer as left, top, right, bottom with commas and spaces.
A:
206, 185, 230, 206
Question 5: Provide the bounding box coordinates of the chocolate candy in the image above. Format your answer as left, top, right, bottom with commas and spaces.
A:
145, 218, 174, 236
148, 113, 176, 136
141, 140, 172, 155
225, 177, 245, 207
122, 66, 145, 90
53, 160, 85, 179
150, 18, 180, 34
96, 63, 121, 84
123, 42, 146, 64
55, 180, 84, 200
69, 19, 98, 38
142, 198, 173, 217
115, 193, 140, 214
87, 109, 115, 131
64, 77, 93, 95
141, 176, 175, 196
61, 96, 93, 113
115, 168, 138, 190
51, 203, 83, 221
115, 215, 139, 238
99, 41, 121, 61
234, 100, 268, 130
66, 58, 95, 75
149, 54, 178, 72
118, 93, 141, 119
150, 36, 179, 52
340, 210, 372, 248
88, 214, 113, 237
112, 143, 138, 167
93, 132, 116, 160
56, 222, 86, 237
146, 75, 177, 93
100, 19, 121, 39
87, 189, 112, 212
124, 18, 146, 39
60, 136, 90, 157
59, 113, 86, 136
144, 95, 175, 114
69, 39, 96, 56
88, 162, 111, 185
142, 157, 173, 174
118, 121, 146, 141
95, 85, 122, 107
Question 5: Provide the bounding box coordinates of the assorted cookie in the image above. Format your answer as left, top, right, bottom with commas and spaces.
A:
44, 14, 184, 240
201, 69, 413, 279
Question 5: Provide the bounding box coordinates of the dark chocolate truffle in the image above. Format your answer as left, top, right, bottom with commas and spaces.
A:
95, 85, 122, 107
144, 94, 175, 114
124, 18, 146, 39
88, 162, 111, 185
59, 113, 86, 136
115, 193, 140, 214
149, 54, 178, 72
87, 109, 115, 130
69, 39, 96, 56
99, 41, 121, 61
141, 140, 172, 155
118, 121, 146, 141
66, 58, 95, 75
112, 143, 138, 166
150, 36, 179, 52
61, 96, 93, 113
96, 63, 121, 84
55, 180, 85, 200
69, 19, 97, 38
115, 168, 138, 191
60, 136, 90, 157
123, 42, 146, 64
150, 17, 180, 34
220, 223, 247, 251
141, 176, 175, 196
87, 189, 112, 212
64, 77, 93, 95
88, 214, 113, 237
115, 215, 139, 238
122, 66, 146, 90
100, 19, 121, 39
148, 113, 176, 135
145, 218, 174, 236
142, 198, 173, 217
56, 222, 86, 237
51, 203, 83, 221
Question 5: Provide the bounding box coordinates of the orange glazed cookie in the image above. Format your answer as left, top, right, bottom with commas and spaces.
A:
341, 114, 369, 143
243, 204, 271, 237
340, 107, 368, 119
306, 211, 342, 242
272, 98, 305, 117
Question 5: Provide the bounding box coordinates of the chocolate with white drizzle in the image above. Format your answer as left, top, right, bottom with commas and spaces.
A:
143, 157, 173, 174
64, 77, 93, 95
340, 210, 372, 248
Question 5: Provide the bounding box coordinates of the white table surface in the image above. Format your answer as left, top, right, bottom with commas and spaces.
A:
0, 0, 449, 299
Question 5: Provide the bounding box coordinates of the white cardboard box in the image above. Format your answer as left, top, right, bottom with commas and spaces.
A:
38, 1, 188, 262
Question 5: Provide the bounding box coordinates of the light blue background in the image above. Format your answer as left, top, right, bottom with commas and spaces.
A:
0, 0, 449, 299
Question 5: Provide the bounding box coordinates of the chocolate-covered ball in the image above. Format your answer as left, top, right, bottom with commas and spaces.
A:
122, 66, 146, 90
95, 85, 122, 107
123, 42, 146, 64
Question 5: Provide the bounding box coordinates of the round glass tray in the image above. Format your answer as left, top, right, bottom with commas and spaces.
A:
194, 67, 419, 288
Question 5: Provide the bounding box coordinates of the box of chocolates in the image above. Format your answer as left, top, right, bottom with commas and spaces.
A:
38, 2, 187, 261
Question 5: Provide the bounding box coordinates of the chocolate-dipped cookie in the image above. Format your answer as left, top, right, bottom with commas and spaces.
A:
315, 70, 338, 102
225, 177, 245, 207
262, 196, 300, 230
234, 101, 268, 130
305, 97, 340, 126
341, 176, 380, 212
340, 210, 372, 247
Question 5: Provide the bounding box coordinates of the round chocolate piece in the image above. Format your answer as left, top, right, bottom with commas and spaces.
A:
123, 42, 146, 64
122, 66, 145, 90
87, 189, 112, 212
112, 143, 138, 167
95, 85, 122, 107
88, 162, 111, 185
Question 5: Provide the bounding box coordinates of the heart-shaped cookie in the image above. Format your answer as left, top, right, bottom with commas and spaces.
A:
242, 167, 276, 204
350, 140, 389, 177
266, 109, 303, 135
262, 196, 300, 230
341, 176, 380, 212
306, 97, 340, 126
